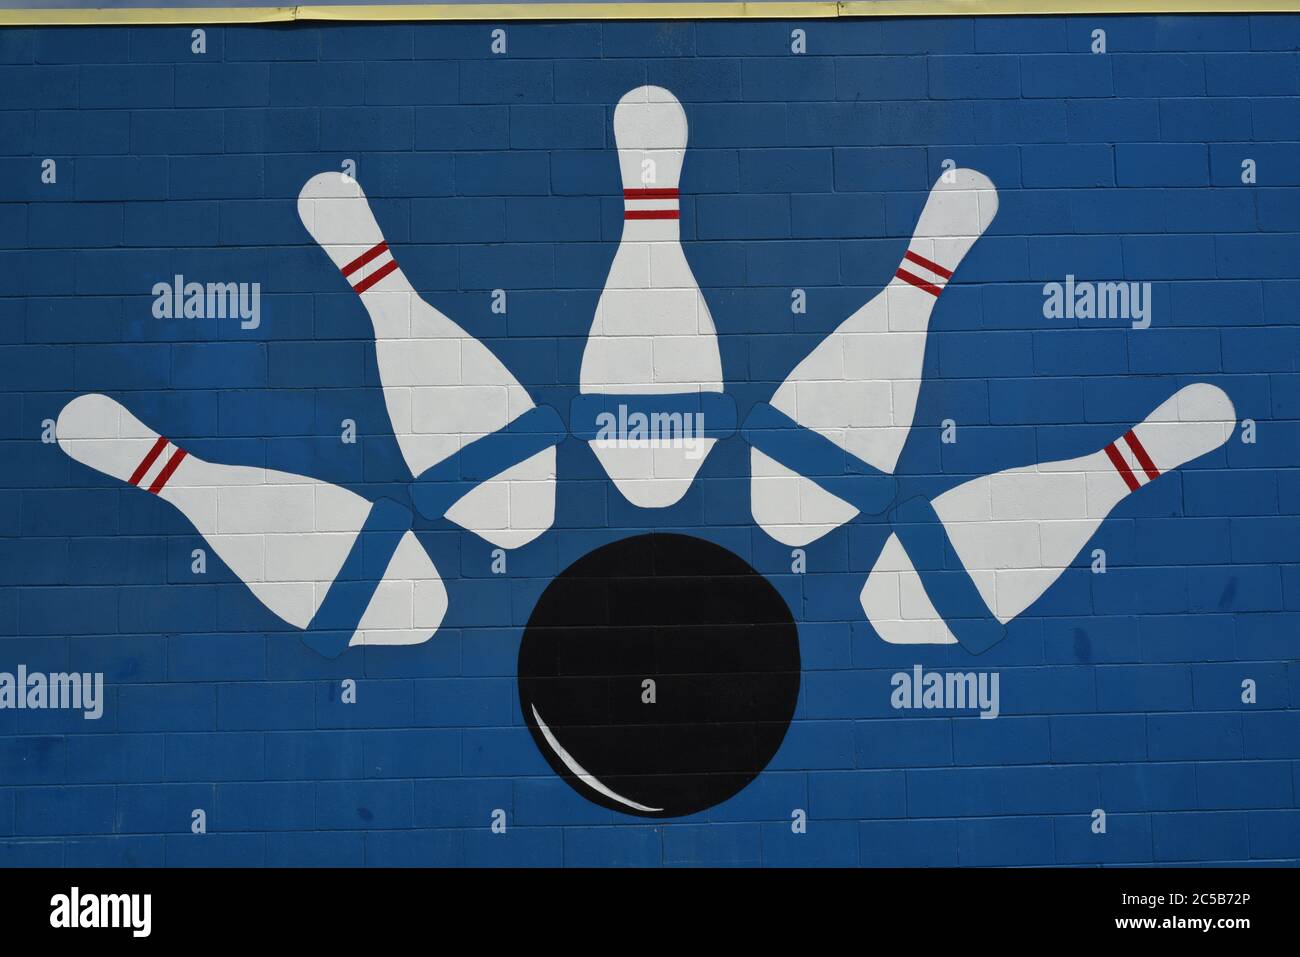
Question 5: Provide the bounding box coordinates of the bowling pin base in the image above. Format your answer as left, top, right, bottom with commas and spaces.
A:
570, 392, 737, 509
872, 496, 1007, 656
743, 402, 898, 520
569, 392, 738, 441
408, 404, 565, 529
298, 499, 446, 659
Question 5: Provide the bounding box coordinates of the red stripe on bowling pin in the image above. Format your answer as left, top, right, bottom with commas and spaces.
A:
623, 186, 680, 220
129, 436, 188, 495
1124, 430, 1160, 482
904, 249, 954, 280
148, 448, 188, 494
340, 241, 398, 294
1104, 429, 1161, 493
1103, 442, 1139, 492
894, 249, 955, 299
128, 436, 168, 487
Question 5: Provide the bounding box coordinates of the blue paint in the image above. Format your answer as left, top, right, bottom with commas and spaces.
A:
741, 402, 897, 516
0, 16, 1294, 866
300, 497, 411, 659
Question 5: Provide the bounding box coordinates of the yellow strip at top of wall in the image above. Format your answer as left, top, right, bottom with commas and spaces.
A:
2, 0, 1300, 27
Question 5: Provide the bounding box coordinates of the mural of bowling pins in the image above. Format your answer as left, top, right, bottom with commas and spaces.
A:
861, 383, 1238, 650
297, 173, 560, 549
578, 85, 727, 509
749, 169, 999, 546
56, 393, 445, 655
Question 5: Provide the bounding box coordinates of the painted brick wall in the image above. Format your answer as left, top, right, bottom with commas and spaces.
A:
0, 14, 1298, 867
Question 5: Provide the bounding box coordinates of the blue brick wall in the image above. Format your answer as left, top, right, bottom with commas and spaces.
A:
0, 14, 1297, 867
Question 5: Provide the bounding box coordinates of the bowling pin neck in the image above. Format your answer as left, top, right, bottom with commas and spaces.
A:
1096, 428, 1161, 495
622, 186, 680, 240
339, 241, 407, 296
894, 247, 955, 299
336, 241, 443, 338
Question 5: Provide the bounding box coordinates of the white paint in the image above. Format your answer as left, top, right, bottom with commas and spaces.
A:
56, 393, 445, 648
531, 704, 663, 814
297, 172, 554, 549
751, 169, 999, 546
862, 384, 1237, 644
579, 85, 723, 509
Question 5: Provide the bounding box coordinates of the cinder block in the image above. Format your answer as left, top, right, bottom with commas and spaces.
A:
1022, 53, 1112, 97
958, 816, 1055, 865
80, 65, 172, 109
859, 819, 957, 866
176, 63, 269, 108
460, 61, 553, 104
1153, 810, 1249, 861
1022, 144, 1114, 187
603, 22, 695, 58
742, 57, 834, 102
364, 61, 457, 107
1206, 52, 1299, 95
1066, 99, 1157, 143
317, 781, 413, 829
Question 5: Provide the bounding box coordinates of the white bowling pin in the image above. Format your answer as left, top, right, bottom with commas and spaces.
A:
751, 169, 998, 546
579, 85, 724, 509
56, 393, 446, 650
297, 173, 555, 549
862, 383, 1237, 645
